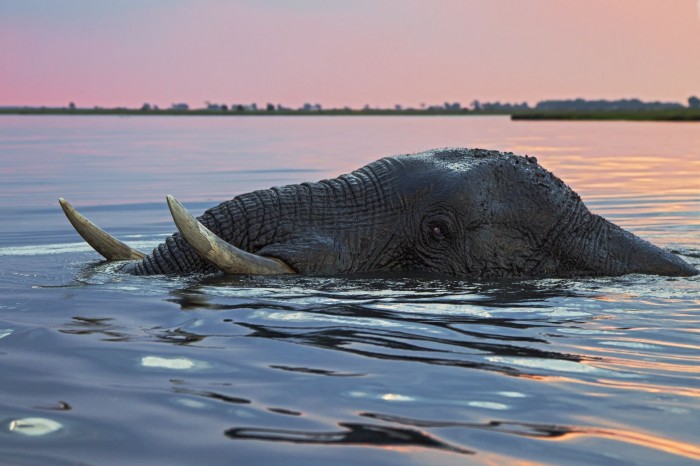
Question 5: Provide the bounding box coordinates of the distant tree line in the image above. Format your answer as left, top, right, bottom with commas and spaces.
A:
56, 95, 700, 114
533, 98, 695, 111
471, 100, 530, 111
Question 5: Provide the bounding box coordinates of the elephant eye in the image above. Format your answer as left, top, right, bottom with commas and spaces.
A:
430, 225, 446, 241
424, 213, 452, 243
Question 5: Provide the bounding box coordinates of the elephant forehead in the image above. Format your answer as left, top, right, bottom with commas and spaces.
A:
395, 148, 532, 181
389, 149, 571, 219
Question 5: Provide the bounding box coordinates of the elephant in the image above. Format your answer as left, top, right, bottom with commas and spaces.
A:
60, 148, 698, 278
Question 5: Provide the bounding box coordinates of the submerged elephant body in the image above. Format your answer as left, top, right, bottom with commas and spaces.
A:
62, 148, 698, 278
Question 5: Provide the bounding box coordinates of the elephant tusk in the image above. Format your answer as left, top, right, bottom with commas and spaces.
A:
166, 195, 295, 275
58, 198, 146, 260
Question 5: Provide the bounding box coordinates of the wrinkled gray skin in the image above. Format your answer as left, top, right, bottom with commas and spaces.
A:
124, 148, 698, 278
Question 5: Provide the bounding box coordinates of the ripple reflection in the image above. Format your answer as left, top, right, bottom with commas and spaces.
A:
224, 422, 474, 455
360, 412, 700, 462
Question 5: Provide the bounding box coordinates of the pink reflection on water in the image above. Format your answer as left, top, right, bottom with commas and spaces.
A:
1, 116, 698, 245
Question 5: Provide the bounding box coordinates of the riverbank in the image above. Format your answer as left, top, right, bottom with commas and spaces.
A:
511, 108, 700, 121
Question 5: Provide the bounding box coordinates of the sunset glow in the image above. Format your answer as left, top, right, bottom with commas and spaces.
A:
1, 0, 699, 109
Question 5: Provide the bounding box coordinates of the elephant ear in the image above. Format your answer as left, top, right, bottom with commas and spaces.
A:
255, 234, 345, 275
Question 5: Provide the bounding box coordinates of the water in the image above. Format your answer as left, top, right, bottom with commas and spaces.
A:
0, 115, 698, 465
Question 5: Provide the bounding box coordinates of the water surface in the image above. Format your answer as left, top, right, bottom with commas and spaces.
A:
0, 116, 698, 465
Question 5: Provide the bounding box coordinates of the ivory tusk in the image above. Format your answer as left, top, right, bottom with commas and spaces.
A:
58, 198, 146, 260
166, 195, 295, 275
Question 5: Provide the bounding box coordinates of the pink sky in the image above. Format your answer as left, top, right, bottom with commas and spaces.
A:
1, 0, 699, 109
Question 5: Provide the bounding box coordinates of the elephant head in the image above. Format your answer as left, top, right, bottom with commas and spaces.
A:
60, 148, 698, 278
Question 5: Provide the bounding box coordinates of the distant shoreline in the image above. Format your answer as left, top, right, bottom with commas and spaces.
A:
0, 107, 508, 117
512, 109, 700, 122
1, 107, 699, 121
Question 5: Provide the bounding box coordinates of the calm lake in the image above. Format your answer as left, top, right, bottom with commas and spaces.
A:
0, 115, 698, 465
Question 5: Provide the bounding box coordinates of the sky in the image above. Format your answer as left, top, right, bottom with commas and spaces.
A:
1, 0, 700, 109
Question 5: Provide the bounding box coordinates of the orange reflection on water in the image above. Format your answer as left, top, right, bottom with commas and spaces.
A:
481, 374, 700, 460
517, 374, 700, 398
535, 153, 700, 199
593, 294, 637, 302
502, 416, 700, 461
545, 423, 700, 461
592, 356, 700, 375
477, 454, 552, 466
594, 378, 700, 397
613, 337, 700, 351
570, 338, 700, 354
509, 141, 700, 242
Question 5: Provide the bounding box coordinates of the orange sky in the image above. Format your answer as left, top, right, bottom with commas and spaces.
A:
1, 0, 699, 108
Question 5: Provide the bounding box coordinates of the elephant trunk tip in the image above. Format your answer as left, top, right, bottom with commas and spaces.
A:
651, 251, 699, 277
606, 223, 699, 277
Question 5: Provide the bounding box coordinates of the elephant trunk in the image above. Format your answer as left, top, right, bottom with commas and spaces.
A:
595, 218, 698, 276
124, 159, 396, 276
550, 210, 698, 277
125, 195, 263, 275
